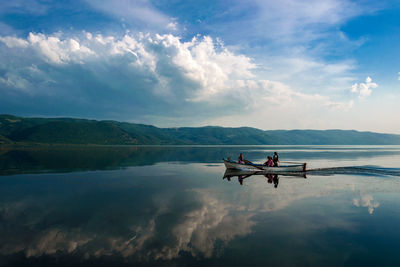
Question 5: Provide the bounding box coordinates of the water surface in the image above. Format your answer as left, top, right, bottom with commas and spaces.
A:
1, 145, 400, 266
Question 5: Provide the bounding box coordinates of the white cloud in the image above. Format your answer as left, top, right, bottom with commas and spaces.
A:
27, 32, 94, 64
85, 0, 175, 31
166, 22, 178, 31
0, 31, 359, 128
351, 76, 378, 98
0, 36, 29, 48
206, 0, 371, 102
325, 100, 354, 111
245, 0, 366, 45
0, 31, 256, 101
0, 72, 31, 91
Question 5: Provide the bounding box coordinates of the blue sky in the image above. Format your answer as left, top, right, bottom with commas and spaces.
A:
0, 0, 399, 133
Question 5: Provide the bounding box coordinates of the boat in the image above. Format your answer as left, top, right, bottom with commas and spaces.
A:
223, 159, 307, 172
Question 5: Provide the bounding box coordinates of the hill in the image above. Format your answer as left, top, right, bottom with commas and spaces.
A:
1, 114, 400, 145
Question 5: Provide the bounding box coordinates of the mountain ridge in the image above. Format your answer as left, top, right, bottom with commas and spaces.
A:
1, 114, 400, 145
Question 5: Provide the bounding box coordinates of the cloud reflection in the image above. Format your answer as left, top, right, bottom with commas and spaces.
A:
353, 194, 380, 214
156, 190, 255, 259
0, 188, 255, 261
0, 165, 393, 264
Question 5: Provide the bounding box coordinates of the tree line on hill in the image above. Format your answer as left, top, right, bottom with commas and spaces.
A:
1, 114, 400, 145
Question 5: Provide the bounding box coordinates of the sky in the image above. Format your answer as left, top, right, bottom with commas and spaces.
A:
0, 0, 399, 133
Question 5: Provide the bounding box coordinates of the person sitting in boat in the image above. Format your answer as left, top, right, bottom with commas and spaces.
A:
273, 152, 279, 167
238, 153, 252, 164
238, 153, 245, 163
264, 156, 274, 167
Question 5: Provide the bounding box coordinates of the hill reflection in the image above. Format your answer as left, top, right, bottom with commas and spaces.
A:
2, 145, 400, 175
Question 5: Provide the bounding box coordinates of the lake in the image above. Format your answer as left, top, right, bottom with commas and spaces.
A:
1, 145, 400, 266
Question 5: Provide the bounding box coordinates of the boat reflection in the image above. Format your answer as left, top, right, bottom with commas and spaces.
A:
223, 169, 306, 188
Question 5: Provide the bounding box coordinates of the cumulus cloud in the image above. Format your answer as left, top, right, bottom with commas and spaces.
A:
0, 31, 356, 126
351, 76, 378, 98
0, 32, 255, 97
0, 36, 29, 48
27, 33, 95, 64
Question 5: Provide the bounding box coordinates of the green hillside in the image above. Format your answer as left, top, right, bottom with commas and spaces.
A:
11, 121, 138, 145
163, 126, 274, 145
1, 114, 400, 145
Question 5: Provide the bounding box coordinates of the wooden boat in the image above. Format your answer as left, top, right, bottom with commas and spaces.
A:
223, 159, 307, 172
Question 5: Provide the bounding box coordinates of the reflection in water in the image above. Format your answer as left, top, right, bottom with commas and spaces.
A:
353, 194, 380, 214
223, 169, 306, 188
273, 174, 279, 188
0, 167, 256, 264
2, 169, 394, 266
307, 166, 400, 177
2, 145, 400, 176
0, 194, 255, 262
1, 146, 400, 266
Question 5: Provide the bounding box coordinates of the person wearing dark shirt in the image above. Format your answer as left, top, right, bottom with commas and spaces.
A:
273, 152, 279, 167
238, 153, 252, 164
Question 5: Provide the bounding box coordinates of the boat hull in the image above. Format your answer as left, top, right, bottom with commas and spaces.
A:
223, 160, 306, 172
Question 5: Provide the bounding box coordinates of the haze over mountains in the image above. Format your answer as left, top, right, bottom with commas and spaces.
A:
1, 114, 400, 145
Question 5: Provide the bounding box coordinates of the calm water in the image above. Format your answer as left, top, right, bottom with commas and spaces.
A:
1, 145, 400, 266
